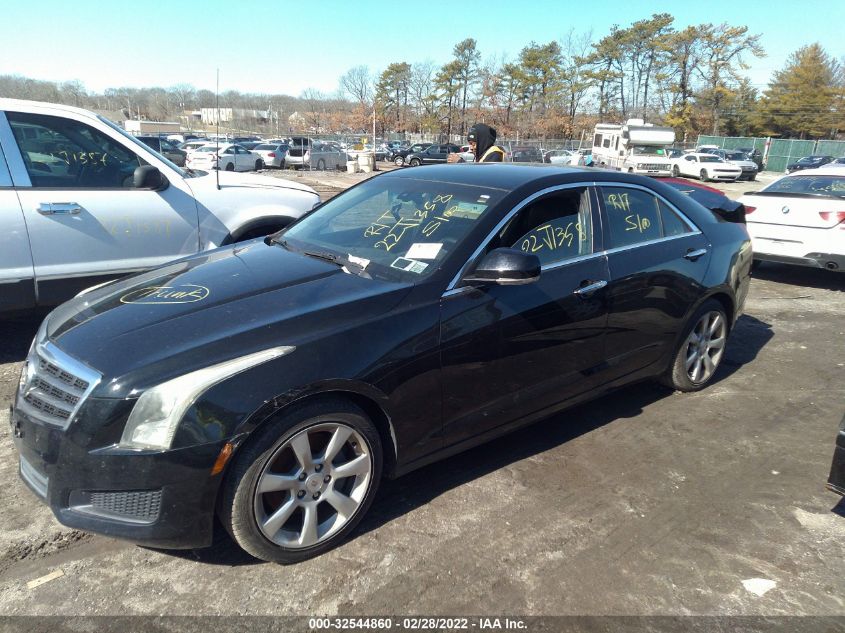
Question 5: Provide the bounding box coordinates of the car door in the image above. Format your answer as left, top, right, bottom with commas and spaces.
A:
0, 135, 36, 311
596, 182, 712, 382
440, 184, 610, 445
423, 145, 447, 165
1, 109, 200, 305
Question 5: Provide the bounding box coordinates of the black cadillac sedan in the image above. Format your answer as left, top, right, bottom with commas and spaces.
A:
11, 165, 752, 564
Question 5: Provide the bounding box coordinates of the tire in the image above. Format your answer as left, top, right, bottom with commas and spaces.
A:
699, 169, 709, 182
255, 159, 264, 171
394, 156, 404, 166
661, 299, 729, 392
409, 158, 421, 167
749, 175, 756, 181
225, 162, 235, 172
672, 165, 680, 177
317, 159, 326, 171
219, 397, 382, 564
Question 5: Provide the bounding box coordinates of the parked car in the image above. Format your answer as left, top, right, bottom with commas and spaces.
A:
738, 167, 845, 271
285, 138, 346, 170
671, 152, 742, 182
11, 164, 750, 563
703, 149, 759, 181
187, 143, 264, 172
734, 147, 764, 170
135, 136, 187, 167
404, 143, 461, 167
0, 98, 319, 314
510, 146, 544, 163
786, 155, 835, 173
392, 142, 432, 166
252, 142, 290, 169
180, 139, 212, 155
830, 157, 845, 166
544, 149, 576, 165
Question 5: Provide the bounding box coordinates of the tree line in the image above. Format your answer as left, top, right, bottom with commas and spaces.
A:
2, 13, 843, 142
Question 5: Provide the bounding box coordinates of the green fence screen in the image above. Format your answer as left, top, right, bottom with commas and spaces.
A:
696, 135, 845, 173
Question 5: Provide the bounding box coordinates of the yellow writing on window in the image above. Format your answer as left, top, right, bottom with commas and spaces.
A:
606, 193, 631, 213
625, 214, 652, 233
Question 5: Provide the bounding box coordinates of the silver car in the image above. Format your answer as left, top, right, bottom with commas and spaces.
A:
252, 142, 289, 169
285, 139, 346, 170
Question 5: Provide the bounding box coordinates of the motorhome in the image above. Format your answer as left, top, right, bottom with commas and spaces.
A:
591, 119, 675, 176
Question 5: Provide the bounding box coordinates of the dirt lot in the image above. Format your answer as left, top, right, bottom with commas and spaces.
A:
0, 167, 843, 618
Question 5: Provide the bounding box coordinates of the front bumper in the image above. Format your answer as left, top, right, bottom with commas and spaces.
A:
11, 399, 224, 549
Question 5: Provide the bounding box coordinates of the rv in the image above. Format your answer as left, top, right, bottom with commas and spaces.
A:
591, 119, 675, 176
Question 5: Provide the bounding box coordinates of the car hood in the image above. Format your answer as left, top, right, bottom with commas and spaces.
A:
45, 242, 411, 396
187, 170, 316, 195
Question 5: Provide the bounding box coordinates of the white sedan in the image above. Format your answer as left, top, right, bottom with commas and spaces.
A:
672, 152, 742, 182
186, 143, 264, 172
738, 167, 845, 272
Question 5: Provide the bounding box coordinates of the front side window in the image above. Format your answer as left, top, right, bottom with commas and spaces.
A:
503, 188, 593, 267
8, 112, 143, 188
601, 186, 689, 248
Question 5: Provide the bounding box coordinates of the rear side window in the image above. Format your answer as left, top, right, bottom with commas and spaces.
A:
7, 112, 142, 188
601, 187, 690, 248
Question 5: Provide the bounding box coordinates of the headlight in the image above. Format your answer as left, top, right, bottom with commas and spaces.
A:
120, 346, 295, 450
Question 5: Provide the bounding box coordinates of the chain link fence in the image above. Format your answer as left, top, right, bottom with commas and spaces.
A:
697, 135, 845, 173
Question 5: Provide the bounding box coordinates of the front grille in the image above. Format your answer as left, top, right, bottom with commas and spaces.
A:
16, 342, 101, 430
90, 490, 162, 522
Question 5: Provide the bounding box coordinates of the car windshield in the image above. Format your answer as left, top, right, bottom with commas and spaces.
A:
279, 178, 506, 282
630, 145, 667, 156
761, 175, 845, 198
699, 155, 721, 163
195, 146, 220, 153
726, 151, 746, 160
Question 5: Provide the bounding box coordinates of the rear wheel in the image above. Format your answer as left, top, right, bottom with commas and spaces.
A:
255, 159, 264, 171
409, 158, 421, 167
225, 162, 235, 172
220, 398, 382, 564
661, 299, 728, 392
317, 159, 326, 171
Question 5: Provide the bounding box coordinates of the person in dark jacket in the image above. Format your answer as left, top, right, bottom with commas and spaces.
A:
447, 123, 506, 163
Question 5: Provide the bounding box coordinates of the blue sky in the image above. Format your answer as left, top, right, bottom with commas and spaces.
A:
1, 0, 841, 97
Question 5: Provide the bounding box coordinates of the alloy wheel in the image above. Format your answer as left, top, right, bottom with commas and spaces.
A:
253, 422, 372, 549
683, 311, 726, 384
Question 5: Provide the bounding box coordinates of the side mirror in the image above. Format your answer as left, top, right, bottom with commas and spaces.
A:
133, 165, 167, 190
463, 247, 541, 286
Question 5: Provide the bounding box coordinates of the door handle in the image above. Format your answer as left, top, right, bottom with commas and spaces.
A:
684, 248, 708, 261
37, 203, 82, 215
573, 280, 608, 297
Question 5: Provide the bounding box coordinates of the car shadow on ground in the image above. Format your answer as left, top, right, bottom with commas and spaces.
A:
0, 314, 44, 364
184, 314, 773, 566
752, 263, 845, 292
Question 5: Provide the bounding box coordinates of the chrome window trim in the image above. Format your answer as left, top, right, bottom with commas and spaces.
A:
0, 119, 12, 186
445, 182, 597, 293
0, 111, 31, 187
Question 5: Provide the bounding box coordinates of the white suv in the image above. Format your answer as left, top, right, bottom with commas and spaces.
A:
0, 99, 320, 314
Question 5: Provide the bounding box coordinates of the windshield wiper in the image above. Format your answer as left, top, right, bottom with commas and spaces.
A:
303, 250, 370, 277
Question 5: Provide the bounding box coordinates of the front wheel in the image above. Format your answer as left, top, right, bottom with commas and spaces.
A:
394, 156, 404, 166
220, 398, 382, 564
317, 159, 326, 171
700, 169, 709, 182
255, 159, 264, 171
661, 299, 728, 392
225, 162, 235, 172
672, 165, 680, 177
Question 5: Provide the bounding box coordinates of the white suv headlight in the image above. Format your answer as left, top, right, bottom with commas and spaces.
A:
120, 346, 295, 450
